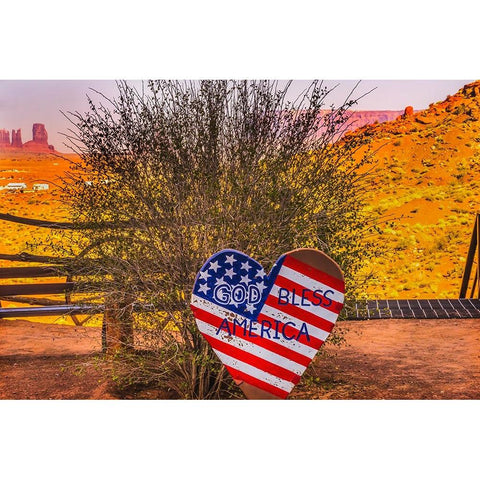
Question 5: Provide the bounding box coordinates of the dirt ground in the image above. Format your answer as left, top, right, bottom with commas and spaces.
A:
1, 317, 479, 400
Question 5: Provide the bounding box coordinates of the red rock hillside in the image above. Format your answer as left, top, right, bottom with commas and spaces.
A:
344, 80, 480, 299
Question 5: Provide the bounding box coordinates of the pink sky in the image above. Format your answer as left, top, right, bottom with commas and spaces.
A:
0, 80, 474, 152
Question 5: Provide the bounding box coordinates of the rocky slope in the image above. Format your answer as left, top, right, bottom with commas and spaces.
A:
348, 81, 480, 298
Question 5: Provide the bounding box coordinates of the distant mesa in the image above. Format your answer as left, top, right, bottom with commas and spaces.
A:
0, 129, 10, 144
23, 123, 54, 151
11, 128, 22, 147
0, 123, 55, 152
322, 110, 408, 139
307, 110, 408, 140
346, 110, 405, 129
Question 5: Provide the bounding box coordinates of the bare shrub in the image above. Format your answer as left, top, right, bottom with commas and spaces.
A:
61, 80, 377, 398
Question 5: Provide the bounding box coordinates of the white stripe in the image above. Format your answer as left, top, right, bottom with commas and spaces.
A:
260, 304, 330, 342
278, 265, 345, 304
191, 294, 236, 321
191, 294, 318, 359
196, 319, 306, 376
213, 348, 295, 394
269, 285, 339, 324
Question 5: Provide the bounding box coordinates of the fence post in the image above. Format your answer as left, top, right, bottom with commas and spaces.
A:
103, 293, 134, 354
460, 214, 479, 298
477, 213, 480, 298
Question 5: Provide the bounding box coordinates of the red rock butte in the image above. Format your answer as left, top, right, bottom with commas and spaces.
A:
0, 123, 55, 152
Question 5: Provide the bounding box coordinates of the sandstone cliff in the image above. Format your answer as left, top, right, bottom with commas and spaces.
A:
0, 129, 10, 145
0, 123, 55, 152
11, 129, 22, 148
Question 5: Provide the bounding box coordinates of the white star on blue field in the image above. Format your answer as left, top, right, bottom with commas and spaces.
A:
193, 250, 271, 320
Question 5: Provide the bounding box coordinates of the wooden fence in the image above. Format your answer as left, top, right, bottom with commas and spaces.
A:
2, 212, 480, 346
0, 213, 138, 353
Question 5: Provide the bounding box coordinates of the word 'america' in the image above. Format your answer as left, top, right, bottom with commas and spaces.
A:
215, 317, 310, 341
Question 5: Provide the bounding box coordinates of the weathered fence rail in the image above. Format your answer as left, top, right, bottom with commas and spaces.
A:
0, 252, 73, 264
0, 304, 102, 318
0, 266, 64, 279
0, 212, 76, 229
0, 261, 98, 325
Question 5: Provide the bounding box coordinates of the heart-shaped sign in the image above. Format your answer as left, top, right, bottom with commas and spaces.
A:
190, 248, 345, 399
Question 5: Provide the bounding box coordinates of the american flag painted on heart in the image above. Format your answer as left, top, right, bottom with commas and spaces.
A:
190, 249, 345, 399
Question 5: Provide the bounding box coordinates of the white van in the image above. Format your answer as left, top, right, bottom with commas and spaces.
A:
5, 183, 27, 191
33, 183, 49, 191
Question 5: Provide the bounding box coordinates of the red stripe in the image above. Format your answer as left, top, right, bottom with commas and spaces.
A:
225, 365, 290, 399
264, 295, 335, 333
274, 274, 344, 314
282, 255, 345, 293
203, 332, 301, 384
256, 312, 324, 350
192, 305, 313, 366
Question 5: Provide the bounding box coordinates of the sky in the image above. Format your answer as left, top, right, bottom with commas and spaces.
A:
0, 79, 474, 152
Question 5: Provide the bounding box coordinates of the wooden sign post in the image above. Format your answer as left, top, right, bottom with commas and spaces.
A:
191, 248, 345, 399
